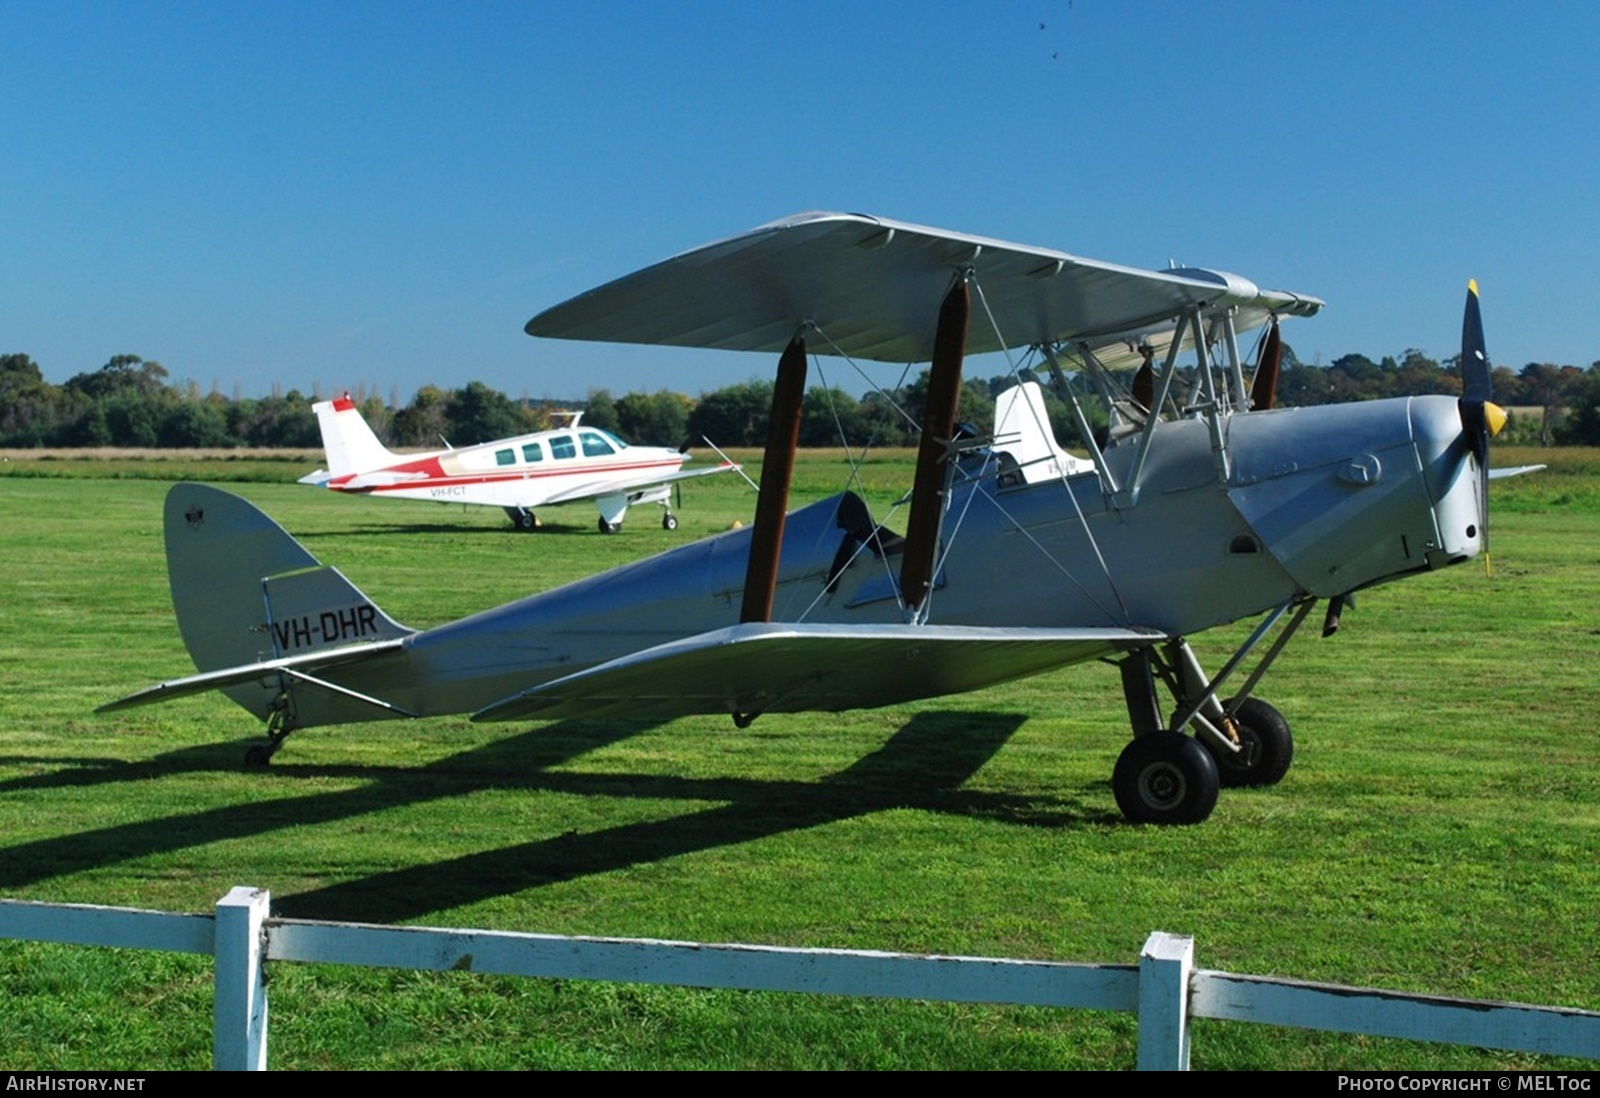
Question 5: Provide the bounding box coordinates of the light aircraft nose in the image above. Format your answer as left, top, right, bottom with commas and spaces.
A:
1410, 395, 1483, 567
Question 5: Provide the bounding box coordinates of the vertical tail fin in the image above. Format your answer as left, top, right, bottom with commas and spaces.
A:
164, 482, 411, 673
993, 381, 1095, 483
312, 395, 402, 478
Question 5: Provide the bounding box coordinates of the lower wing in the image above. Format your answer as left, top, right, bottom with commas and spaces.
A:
473, 622, 1164, 723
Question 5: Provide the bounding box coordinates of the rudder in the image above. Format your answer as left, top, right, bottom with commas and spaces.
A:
164, 484, 412, 679
311, 395, 401, 478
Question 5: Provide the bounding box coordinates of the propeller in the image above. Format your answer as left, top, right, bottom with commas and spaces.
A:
1457, 279, 1507, 561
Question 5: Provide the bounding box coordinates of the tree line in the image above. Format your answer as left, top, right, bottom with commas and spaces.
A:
5, 346, 1600, 452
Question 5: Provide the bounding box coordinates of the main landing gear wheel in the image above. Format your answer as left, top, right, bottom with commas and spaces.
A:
515, 511, 537, 532
598, 518, 621, 535
1206, 697, 1294, 788
244, 743, 275, 767
1112, 733, 1220, 825
662, 513, 678, 531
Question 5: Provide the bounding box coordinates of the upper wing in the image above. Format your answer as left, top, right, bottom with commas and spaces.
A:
527, 211, 1321, 364
538, 461, 740, 505
472, 621, 1165, 723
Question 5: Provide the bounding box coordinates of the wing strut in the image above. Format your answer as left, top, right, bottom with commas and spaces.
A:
740, 334, 808, 623
1248, 318, 1282, 411
899, 278, 970, 619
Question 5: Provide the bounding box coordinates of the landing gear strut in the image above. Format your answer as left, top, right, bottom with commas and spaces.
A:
1111, 598, 1312, 823
504, 507, 538, 532
244, 697, 295, 767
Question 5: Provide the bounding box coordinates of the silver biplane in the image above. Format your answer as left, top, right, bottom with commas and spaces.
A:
102, 212, 1515, 825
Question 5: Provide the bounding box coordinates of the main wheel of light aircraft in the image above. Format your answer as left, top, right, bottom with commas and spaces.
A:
1206, 697, 1294, 788
100, 214, 1530, 830
662, 513, 678, 531
1112, 734, 1220, 826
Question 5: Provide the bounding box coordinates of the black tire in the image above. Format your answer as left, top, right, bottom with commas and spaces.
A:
598, 518, 621, 535
662, 513, 679, 531
1206, 697, 1294, 788
1112, 733, 1220, 825
243, 744, 273, 768
517, 511, 537, 531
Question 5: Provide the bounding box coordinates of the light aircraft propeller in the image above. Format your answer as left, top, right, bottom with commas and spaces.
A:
1457, 280, 1506, 556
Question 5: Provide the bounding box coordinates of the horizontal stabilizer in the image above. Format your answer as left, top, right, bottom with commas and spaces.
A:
472, 621, 1164, 723
1488, 464, 1547, 480
97, 638, 409, 713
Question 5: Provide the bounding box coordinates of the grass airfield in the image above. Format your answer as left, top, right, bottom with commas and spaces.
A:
1, 447, 1597, 1069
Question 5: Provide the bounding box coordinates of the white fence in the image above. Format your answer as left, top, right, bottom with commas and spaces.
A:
3, 887, 1597, 1070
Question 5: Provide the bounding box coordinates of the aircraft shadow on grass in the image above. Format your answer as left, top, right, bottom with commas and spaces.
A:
0, 711, 1109, 924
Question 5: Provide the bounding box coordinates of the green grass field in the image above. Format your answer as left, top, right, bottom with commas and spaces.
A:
1, 447, 1597, 1069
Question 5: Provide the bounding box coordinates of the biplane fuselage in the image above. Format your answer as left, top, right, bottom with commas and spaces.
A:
105, 212, 1505, 824
147, 389, 1480, 734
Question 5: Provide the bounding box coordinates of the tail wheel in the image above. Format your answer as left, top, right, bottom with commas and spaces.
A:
1207, 697, 1294, 788
1112, 733, 1219, 825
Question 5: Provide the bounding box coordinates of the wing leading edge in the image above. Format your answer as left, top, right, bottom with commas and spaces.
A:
472, 621, 1166, 723
527, 211, 1321, 364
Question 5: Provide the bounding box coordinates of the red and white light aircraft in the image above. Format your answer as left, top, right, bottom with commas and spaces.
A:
300, 396, 737, 533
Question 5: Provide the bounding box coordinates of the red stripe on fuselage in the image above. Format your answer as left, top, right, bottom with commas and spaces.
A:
328, 458, 686, 493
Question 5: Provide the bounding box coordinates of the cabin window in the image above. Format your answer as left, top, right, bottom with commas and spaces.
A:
581, 431, 616, 457
549, 435, 577, 460
495, 448, 515, 467
522, 442, 543, 462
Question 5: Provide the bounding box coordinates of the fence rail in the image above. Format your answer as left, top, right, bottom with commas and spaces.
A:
3, 888, 1596, 1070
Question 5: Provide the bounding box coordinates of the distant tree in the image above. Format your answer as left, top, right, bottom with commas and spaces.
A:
688, 380, 774, 446
105, 394, 161, 447
1556, 367, 1600, 445
614, 389, 691, 446
446, 381, 523, 445
157, 401, 233, 448
0, 353, 62, 445
582, 388, 621, 433
392, 385, 451, 447
64, 354, 169, 401
799, 387, 867, 447
1517, 363, 1585, 446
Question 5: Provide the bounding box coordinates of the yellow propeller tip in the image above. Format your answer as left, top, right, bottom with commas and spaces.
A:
1468, 278, 1479, 295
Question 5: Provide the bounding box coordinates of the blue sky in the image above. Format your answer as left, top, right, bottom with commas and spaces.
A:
5, 1, 1597, 403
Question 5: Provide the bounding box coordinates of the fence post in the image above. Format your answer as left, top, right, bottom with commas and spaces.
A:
214, 887, 270, 1071
1137, 931, 1193, 1070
